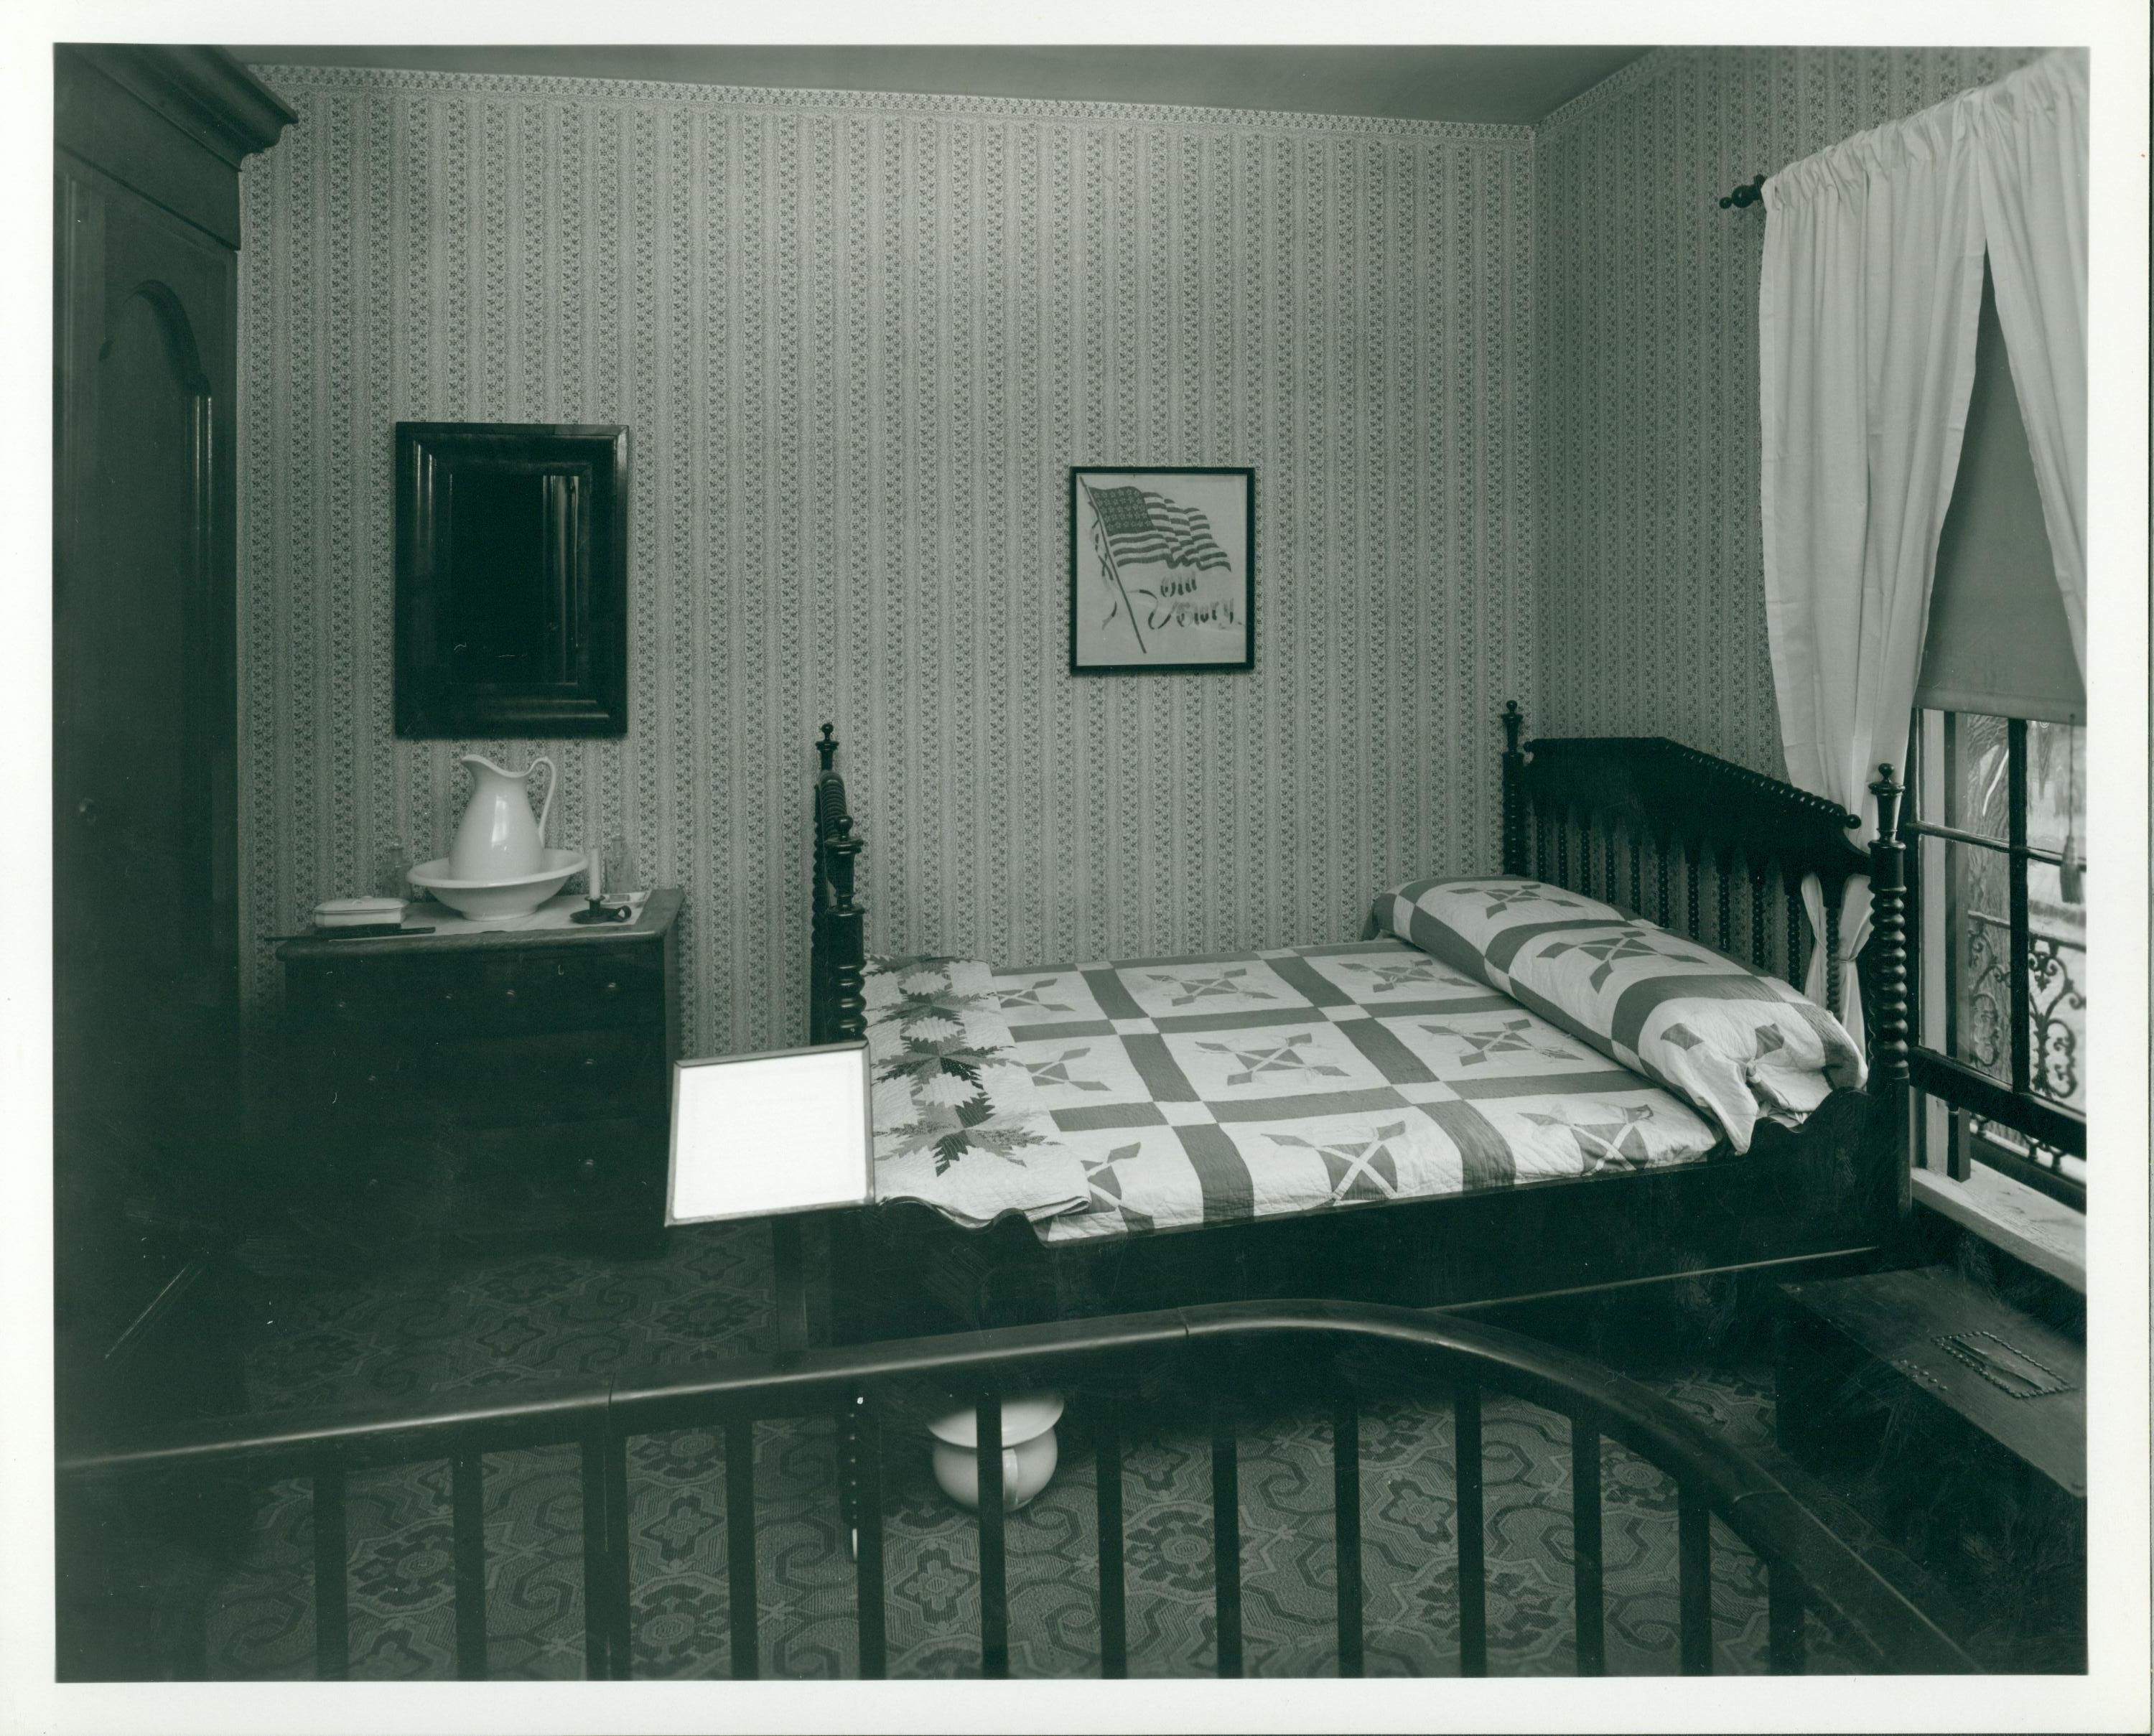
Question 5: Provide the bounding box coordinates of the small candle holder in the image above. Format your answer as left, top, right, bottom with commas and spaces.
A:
569, 845, 633, 923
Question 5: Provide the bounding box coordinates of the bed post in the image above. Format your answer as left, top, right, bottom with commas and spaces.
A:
1866, 762, 1913, 1219
811, 725, 841, 1045
1500, 701, 1529, 877
826, 815, 867, 1043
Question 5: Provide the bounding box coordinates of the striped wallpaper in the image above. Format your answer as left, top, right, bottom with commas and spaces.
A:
237, 68, 1539, 1056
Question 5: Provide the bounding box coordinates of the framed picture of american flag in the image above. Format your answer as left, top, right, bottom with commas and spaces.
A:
1069, 467, 1254, 673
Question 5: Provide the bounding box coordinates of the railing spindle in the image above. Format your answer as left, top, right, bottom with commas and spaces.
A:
1455, 1386, 1486, 1676
312, 1458, 349, 1681
724, 1417, 760, 1680
1333, 1397, 1363, 1679
1786, 882, 1807, 988
976, 1396, 1010, 1679
1678, 1485, 1713, 1675
1570, 1419, 1605, 1676
1767, 1559, 1807, 1675
1096, 1399, 1128, 1679
575, 1424, 631, 1679
1605, 831, 1619, 908
1656, 837, 1672, 928
602, 1428, 632, 1677
852, 1394, 887, 1679
1685, 840, 1702, 941
1716, 853, 1734, 952
580, 1432, 611, 1679
1629, 831, 1644, 914
1212, 1416, 1243, 1678
452, 1451, 488, 1680
1557, 813, 1570, 892
1750, 869, 1769, 972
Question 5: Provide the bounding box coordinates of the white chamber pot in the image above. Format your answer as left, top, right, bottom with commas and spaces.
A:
927, 1393, 1065, 1512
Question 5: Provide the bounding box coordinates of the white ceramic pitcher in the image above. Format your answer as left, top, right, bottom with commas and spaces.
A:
447, 754, 556, 881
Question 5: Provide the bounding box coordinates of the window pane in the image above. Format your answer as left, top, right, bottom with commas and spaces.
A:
2025, 720, 2087, 858
1942, 838, 2012, 1085
2028, 860, 2086, 1112
1943, 711, 2010, 840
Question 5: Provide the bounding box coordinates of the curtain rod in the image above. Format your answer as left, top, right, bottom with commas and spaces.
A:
1719, 173, 1766, 211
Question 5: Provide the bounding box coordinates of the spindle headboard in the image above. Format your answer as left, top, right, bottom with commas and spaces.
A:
1498, 700, 1884, 1029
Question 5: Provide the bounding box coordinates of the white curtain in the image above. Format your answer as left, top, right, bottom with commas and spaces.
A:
1759, 90, 1989, 1047
1758, 50, 2089, 1046
1972, 50, 2089, 680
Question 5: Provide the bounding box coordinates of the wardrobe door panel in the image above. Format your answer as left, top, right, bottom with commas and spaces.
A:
52, 154, 242, 1422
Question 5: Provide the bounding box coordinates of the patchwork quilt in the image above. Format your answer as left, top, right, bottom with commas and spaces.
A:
990, 939, 1723, 1246
1371, 877, 1867, 1153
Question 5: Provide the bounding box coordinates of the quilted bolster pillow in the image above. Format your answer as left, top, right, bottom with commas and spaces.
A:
1373, 877, 1865, 1154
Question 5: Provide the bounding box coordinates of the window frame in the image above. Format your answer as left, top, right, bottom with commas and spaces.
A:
1904, 710, 2087, 1211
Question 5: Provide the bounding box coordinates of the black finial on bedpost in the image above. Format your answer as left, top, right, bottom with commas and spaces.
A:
1866, 763, 1910, 1083
816, 723, 839, 775
1500, 701, 1528, 877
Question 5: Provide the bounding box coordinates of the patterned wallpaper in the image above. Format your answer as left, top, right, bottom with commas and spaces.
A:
236, 68, 1537, 1055
1533, 46, 2041, 775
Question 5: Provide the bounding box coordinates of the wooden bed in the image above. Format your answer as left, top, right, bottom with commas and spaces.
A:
808, 704, 1916, 1341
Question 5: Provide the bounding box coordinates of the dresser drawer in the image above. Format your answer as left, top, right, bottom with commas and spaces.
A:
441, 1116, 664, 1210
305, 1027, 664, 1131
289, 944, 666, 1036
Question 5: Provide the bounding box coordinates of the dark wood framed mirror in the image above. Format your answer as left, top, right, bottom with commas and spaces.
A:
394, 421, 629, 737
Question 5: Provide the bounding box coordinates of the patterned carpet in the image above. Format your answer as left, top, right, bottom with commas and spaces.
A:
204, 1220, 1865, 1680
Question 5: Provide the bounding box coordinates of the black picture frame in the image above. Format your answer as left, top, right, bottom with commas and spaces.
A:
394, 421, 630, 737
1068, 466, 1254, 674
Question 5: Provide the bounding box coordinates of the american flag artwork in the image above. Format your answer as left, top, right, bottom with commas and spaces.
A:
1086, 485, 1231, 572
1071, 468, 1252, 671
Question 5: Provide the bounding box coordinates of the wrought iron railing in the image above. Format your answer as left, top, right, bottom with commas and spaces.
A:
1952, 907, 2085, 1205
57, 1299, 1976, 1679
1960, 907, 2084, 1111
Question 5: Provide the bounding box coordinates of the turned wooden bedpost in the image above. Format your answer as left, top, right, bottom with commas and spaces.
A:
810, 725, 839, 1045
1500, 701, 1529, 877
1867, 762, 1913, 1218
826, 815, 867, 1044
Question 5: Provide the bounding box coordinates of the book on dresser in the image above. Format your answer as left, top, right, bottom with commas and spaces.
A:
274, 890, 683, 1259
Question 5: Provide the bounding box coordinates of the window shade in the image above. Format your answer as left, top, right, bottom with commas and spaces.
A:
1917, 258, 2085, 724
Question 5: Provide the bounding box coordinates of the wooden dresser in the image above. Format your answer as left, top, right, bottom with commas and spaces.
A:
274, 891, 683, 1259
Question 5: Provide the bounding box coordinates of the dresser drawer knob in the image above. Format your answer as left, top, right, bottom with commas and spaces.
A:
604, 981, 620, 994
503, 988, 517, 1000
582, 1056, 598, 1068
577, 1157, 598, 1182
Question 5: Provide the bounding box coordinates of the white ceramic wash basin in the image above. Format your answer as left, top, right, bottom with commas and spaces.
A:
408, 848, 589, 920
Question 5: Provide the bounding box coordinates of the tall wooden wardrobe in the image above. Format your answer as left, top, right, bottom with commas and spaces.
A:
53, 45, 292, 1676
